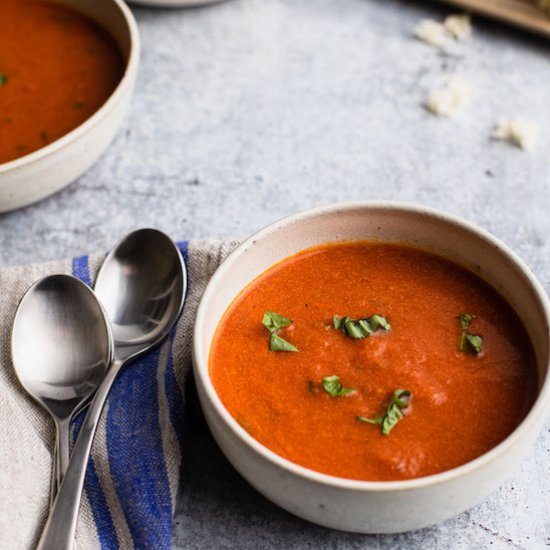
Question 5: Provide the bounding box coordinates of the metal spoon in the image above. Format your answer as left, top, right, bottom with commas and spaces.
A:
37, 229, 187, 550
11, 275, 112, 506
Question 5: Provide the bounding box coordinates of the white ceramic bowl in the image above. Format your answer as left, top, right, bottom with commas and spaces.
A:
0, 0, 139, 213
193, 201, 550, 534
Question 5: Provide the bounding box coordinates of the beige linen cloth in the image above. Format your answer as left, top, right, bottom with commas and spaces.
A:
0, 239, 237, 550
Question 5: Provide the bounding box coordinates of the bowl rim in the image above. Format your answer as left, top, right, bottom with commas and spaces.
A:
193, 200, 550, 492
0, 0, 140, 176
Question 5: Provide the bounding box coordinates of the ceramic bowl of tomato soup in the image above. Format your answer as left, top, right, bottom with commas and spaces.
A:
193, 202, 550, 534
0, 0, 139, 212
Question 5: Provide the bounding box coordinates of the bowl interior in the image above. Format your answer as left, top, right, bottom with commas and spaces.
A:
54, 0, 134, 64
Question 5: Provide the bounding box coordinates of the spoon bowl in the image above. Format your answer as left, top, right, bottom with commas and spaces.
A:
95, 228, 187, 362
11, 275, 112, 500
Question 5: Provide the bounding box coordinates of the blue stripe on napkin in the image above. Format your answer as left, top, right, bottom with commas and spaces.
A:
72, 255, 93, 287
71, 255, 119, 549
106, 348, 172, 550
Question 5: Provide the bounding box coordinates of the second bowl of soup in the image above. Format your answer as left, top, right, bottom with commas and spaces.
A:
0, 0, 139, 211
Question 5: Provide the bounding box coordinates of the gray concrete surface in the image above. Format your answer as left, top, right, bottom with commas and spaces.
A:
1, 0, 549, 547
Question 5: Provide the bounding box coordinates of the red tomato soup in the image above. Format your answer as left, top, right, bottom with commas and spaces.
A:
209, 242, 537, 482
0, 0, 124, 164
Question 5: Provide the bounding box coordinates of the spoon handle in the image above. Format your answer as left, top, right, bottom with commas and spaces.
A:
37, 360, 123, 550
50, 417, 71, 508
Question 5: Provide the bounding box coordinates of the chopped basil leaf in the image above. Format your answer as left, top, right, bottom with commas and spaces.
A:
458, 313, 475, 331
357, 415, 382, 425
391, 389, 411, 409
0, 74, 7, 86
463, 334, 484, 355
382, 403, 405, 435
262, 311, 298, 352
269, 333, 298, 352
262, 311, 293, 333
322, 375, 355, 397
357, 389, 411, 436
381, 389, 411, 435
457, 313, 484, 355
369, 314, 391, 332
333, 314, 390, 339
347, 318, 372, 338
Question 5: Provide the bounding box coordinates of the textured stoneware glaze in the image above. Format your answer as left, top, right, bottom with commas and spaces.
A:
193, 202, 550, 534
0, 0, 139, 213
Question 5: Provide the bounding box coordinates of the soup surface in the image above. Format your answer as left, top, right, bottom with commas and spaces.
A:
0, 0, 124, 164
210, 242, 537, 481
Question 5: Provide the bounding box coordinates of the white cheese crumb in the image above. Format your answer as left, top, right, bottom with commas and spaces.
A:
426, 77, 470, 117
444, 14, 472, 41
415, 14, 471, 47
492, 118, 538, 150
414, 19, 447, 47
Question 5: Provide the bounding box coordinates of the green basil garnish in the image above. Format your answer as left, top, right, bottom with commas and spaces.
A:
458, 313, 474, 331
357, 389, 411, 436
458, 313, 484, 355
356, 415, 382, 425
262, 311, 293, 332
462, 333, 483, 355
262, 311, 298, 352
322, 375, 355, 397
269, 333, 298, 352
0, 74, 8, 86
333, 314, 390, 339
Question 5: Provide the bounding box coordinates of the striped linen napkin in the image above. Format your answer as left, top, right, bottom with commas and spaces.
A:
0, 239, 237, 550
